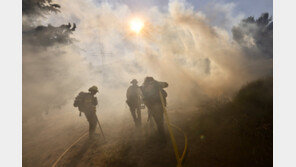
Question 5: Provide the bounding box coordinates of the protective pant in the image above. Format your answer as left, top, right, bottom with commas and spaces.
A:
84, 111, 97, 138
129, 106, 142, 127
150, 103, 165, 138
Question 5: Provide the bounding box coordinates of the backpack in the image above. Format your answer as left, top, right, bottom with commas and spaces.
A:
161, 89, 167, 106
74, 92, 86, 106
73, 92, 91, 112
142, 81, 168, 106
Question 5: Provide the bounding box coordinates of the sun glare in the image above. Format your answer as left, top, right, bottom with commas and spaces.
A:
129, 18, 144, 34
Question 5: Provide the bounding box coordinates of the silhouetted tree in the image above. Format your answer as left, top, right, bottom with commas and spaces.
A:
22, 0, 76, 47
23, 0, 61, 16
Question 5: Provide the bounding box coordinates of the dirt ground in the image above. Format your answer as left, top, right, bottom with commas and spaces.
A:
23, 107, 190, 167
23, 105, 272, 167
23, 78, 273, 167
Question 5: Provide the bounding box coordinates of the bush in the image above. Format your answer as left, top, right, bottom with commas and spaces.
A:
185, 77, 273, 167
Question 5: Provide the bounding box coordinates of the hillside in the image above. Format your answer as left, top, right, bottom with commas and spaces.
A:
54, 77, 273, 167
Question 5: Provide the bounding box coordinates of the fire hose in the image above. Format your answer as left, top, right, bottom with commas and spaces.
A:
51, 131, 88, 167
51, 114, 104, 167
159, 90, 188, 167
52, 92, 187, 167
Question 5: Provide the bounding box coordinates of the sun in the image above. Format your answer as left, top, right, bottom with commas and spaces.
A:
129, 18, 144, 34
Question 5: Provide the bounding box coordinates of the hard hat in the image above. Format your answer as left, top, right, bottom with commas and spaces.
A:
88, 85, 98, 92
144, 76, 154, 83
130, 79, 138, 84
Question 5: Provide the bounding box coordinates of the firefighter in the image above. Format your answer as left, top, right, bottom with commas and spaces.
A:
141, 77, 168, 139
126, 79, 143, 127
74, 86, 99, 139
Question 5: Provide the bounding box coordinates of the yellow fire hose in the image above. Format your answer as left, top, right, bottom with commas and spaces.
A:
51, 132, 88, 167
51, 117, 105, 167
159, 90, 188, 167
52, 91, 187, 167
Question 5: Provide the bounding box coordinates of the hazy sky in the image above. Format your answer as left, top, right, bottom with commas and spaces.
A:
23, 0, 273, 120
97, 0, 272, 18
189, 0, 272, 16
93, 0, 272, 31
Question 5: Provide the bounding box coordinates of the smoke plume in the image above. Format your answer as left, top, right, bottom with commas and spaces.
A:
22, 0, 272, 124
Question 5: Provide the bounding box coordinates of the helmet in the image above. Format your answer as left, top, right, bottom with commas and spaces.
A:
144, 76, 154, 84
88, 86, 98, 93
130, 79, 138, 84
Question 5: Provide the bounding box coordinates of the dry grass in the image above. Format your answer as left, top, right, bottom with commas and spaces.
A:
51, 77, 273, 167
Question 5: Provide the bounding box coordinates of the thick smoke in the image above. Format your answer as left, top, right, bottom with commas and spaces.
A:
232, 13, 273, 58
23, 0, 272, 124
23, 2, 273, 165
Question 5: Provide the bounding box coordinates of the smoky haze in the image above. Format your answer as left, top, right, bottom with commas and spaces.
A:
22, 0, 272, 166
